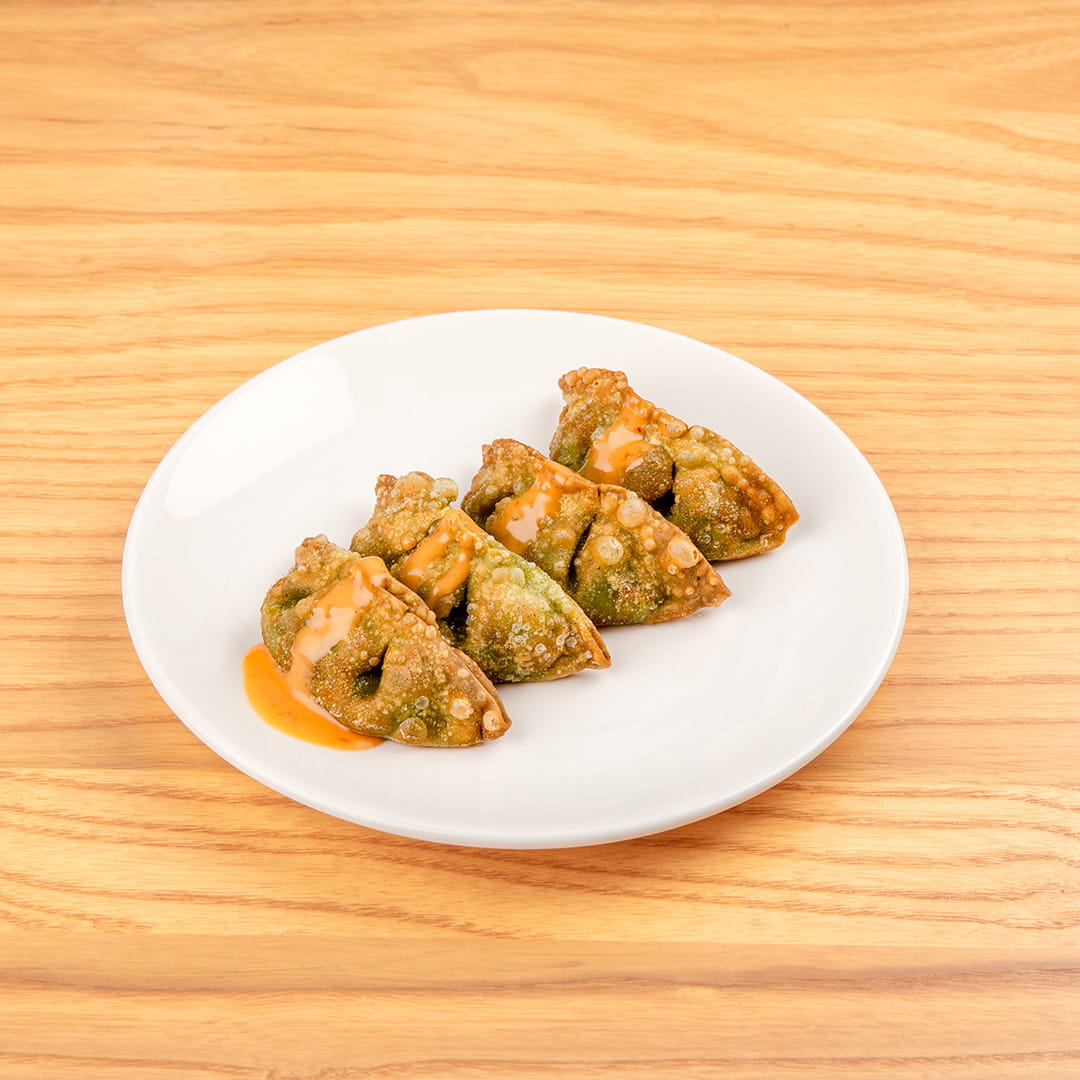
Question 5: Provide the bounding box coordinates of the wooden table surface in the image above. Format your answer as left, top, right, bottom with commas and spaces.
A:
3, 2, 1079, 1077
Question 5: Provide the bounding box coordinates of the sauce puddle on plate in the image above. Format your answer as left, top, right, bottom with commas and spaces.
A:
242, 644, 382, 751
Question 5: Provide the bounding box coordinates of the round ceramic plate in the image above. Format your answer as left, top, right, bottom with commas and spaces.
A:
122, 310, 907, 848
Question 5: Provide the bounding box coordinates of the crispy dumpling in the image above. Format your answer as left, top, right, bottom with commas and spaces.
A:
549, 368, 798, 561
351, 472, 610, 683
461, 440, 729, 626
261, 536, 510, 746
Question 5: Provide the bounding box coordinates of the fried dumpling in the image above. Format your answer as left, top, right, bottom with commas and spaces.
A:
261, 536, 510, 746
549, 368, 798, 561
351, 472, 610, 683
461, 440, 729, 626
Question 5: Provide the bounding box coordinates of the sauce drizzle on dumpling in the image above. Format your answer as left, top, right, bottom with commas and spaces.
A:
399, 524, 478, 606
242, 643, 381, 750
285, 558, 388, 717
579, 394, 652, 484
485, 462, 570, 554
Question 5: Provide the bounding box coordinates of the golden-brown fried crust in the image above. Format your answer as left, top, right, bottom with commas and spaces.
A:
462, 440, 729, 626
350, 472, 459, 563
550, 367, 798, 561
260, 536, 510, 746
461, 441, 598, 584
351, 473, 610, 682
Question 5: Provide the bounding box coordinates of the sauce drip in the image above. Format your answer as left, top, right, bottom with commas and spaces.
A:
398, 523, 478, 606
429, 535, 477, 604
243, 644, 381, 750
399, 526, 449, 591
286, 566, 381, 705
243, 559, 392, 750
486, 465, 569, 555
580, 395, 653, 484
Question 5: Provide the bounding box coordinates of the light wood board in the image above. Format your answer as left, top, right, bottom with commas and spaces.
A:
2, 2, 1078, 1076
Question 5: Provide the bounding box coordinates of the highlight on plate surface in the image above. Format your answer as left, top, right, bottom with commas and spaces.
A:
245, 367, 799, 749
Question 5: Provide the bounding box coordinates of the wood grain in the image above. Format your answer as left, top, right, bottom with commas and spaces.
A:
2, 1, 1079, 1077
3, 938, 1079, 1080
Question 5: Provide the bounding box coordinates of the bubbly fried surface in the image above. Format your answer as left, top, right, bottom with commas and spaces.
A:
351, 472, 610, 682
549, 367, 798, 561
462, 440, 729, 626
260, 536, 510, 746
350, 471, 459, 563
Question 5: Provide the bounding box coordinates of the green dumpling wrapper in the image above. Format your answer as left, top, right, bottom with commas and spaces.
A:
261, 536, 510, 747
461, 440, 729, 627
549, 368, 798, 560
351, 472, 610, 683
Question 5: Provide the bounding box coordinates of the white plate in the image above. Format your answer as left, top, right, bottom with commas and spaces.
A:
122, 310, 907, 849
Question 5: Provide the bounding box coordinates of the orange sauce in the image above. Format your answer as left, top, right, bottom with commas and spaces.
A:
429, 535, 477, 604
287, 567, 379, 702
243, 644, 382, 750
580, 395, 653, 484
486, 464, 569, 555
398, 523, 478, 606
355, 554, 392, 585
399, 526, 451, 591
243, 559, 392, 751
